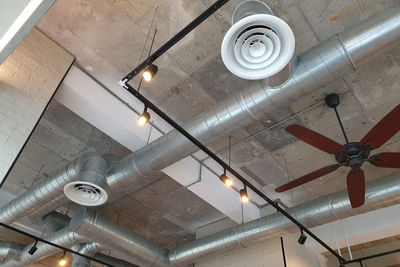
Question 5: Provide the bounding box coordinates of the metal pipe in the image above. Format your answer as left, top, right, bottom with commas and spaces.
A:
168, 172, 400, 265
69, 207, 169, 267
0, 228, 86, 267
71, 243, 102, 267
341, 5, 400, 65
93, 253, 139, 267
108, 5, 400, 195
122, 82, 344, 261
72, 242, 139, 267
0, 153, 106, 224
0, 243, 22, 261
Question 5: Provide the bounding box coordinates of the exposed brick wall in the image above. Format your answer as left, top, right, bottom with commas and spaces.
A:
0, 28, 73, 182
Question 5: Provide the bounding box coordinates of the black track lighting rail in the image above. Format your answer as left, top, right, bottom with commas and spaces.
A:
120, 1, 395, 265
121, 82, 345, 263
0, 223, 113, 267
121, 0, 230, 83
344, 247, 400, 265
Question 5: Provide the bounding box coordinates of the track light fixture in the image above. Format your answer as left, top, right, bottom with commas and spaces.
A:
298, 228, 307, 245
58, 250, 67, 266
240, 185, 249, 203
28, 239, 38, 255
137, 106, 150, 126
219, 170, 233, 187
143, 64, 158, 82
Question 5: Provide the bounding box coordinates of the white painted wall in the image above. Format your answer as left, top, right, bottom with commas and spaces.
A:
0, 28, 74, 183
305, 204, 400, 255
195, 235, 321, 267
321, 239, 400, 267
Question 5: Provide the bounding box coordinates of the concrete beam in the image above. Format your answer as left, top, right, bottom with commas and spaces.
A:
56, 66, 260, 223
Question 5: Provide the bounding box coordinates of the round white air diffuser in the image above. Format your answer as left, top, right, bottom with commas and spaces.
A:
64, 181, 108, 206
221, 13, 295, 80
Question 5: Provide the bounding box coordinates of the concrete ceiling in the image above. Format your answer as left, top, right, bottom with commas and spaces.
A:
35, 0, 400, 204
1, 0, 400, 262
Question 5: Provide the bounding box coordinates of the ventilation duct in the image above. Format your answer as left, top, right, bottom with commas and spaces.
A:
30, 211, 71, 233
221, 0, 296, 83
168, 172, 400, 265
71, 243, 139, 267
4, 172, 400, 267
0, 228, 85, 267
0, 4, 399, 267
107, 5, 400, 195
64, 155, 108, 206
0, 153, 107, 225
69, 207, 169, 267
1, 209, 161, 266
0, 242, 22, 262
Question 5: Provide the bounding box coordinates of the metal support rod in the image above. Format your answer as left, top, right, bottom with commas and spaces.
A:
0, 223, 112, 267
121, 0, 230, 82
334, 107, 350, 144
280, 237, 287, 267
122, 82, 345, 263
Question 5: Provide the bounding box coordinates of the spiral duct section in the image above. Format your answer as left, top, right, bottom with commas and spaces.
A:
168, 172, 400, 265
0, 153, 107, 225
69, 207, 169, 267
0, 228, 85, 267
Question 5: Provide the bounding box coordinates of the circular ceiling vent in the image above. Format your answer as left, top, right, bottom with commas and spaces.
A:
64, 181, 108, 206
221, 14, 295, 80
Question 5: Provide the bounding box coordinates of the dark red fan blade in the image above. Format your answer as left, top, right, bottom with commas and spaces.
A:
370, 152, 400, 168
361, 104, 400, 149
347, 168, 365, 208
286, 125, 344, 154
275, 164, 341, 193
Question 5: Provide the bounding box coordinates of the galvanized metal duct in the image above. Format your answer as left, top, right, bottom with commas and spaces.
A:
0, 228, 85, 267
92, 253, 139, 267
69, 207, 169, 267
168, 172, 400, 265
71, 243, 102, 267
107, 5, 400, 194
0, 153, 107, 224
0, 243, 22, 262
71, 242, 139, 267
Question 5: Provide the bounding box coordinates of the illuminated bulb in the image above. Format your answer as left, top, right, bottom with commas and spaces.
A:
219, 173, 233, 187
58, 251, 67, 266
58, 257, 67, 266
143, 64, 158, 82
143, 71, 152, 81
137, 110, 150, 126
240, 188, 249, 203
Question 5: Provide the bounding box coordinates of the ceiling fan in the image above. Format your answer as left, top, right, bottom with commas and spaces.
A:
275, 93, 400, 208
